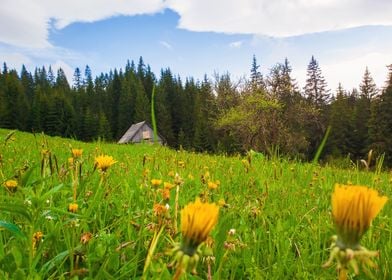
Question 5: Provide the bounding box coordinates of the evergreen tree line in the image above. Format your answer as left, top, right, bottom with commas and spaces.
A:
1, 57, 392, 166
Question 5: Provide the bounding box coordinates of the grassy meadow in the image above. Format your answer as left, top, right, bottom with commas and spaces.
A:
0, 128, 391, 279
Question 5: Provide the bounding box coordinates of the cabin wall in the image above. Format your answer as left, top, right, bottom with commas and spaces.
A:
133, 124, 163, 143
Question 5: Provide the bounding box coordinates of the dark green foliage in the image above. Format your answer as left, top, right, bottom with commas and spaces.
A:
2, 58, 392, 166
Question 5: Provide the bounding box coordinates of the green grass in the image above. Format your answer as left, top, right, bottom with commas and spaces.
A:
0, 129, 391, 279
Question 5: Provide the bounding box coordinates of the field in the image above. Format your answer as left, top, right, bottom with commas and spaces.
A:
0, 129, 391, 279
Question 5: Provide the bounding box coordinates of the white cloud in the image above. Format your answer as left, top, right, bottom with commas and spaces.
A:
292, 51, 392, 91
3, 0, 392, 49
0, 0, 50, 48
229, 41, 243, 49
159, 40, 173, 50
0, 50, 32, 68
167, 0, 392, 36
0, 0, 166, 48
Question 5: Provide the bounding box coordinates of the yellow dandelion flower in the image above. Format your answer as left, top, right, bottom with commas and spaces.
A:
181, 198, 219, 255
68, 203, 79, 213
208, 181, 218, 190
170, 198, 219, 277
168, 170, 175, 177
71, 148, 83, 158
164, 182, 174, 189
94, 155, 117, 172
4, 179, 18, 189
332, 184, 387, 248
323, 184, 388, 277
151, 179, 162, 187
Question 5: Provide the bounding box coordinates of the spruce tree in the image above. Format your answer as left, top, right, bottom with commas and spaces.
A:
304, 56, 330, 108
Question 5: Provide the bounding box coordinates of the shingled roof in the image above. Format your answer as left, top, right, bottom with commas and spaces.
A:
118, 121, 164, 144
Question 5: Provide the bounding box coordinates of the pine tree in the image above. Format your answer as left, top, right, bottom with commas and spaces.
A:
304, 56, 330, 108
73, 67, 83, 90
368, 65, 392, 165
250, 55, 264, 90
353, 68, 378, 157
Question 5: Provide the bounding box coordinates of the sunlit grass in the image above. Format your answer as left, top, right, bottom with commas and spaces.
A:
0, 128, 390, 279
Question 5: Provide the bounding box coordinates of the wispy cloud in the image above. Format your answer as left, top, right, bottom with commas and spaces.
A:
229, 40, 243, 49
0, 0, 166, 48
168, 0, 392, 37
159, 40, 173, 50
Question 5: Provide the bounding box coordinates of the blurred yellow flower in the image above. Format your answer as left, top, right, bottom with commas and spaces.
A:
151, 179, 162, 187
164, 182, 174, 189
208, 180, 220, 190
95, 155, 117, 172
181, 198, 219, 255
332, 184, 387, 248
168, 170, 175, 177
68, 203, 79, 213
4, 179, 17, 189
72, 148, 83, 158
323, 184, 388, 278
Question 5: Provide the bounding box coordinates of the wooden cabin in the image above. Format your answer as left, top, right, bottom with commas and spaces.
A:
118, 121, 164, 144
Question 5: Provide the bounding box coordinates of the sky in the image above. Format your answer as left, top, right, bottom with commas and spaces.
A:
1, 0, 392, 91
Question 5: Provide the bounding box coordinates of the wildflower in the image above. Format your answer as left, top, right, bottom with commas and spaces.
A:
151, 179, 162, 187
208, 180, 220, 190
153, 203, 167, 217
80, 232, 93, 244
168, 170, 175, 177
4, 179, 18, 190
323, 184, 388, 278
32, 231, 44, 250
72, 149, 83, 158
68, 203, 79, 213
164, 182, 174, 189
162, 188, 171, 200
170, 198, 219, 277
94, 155, 117, 172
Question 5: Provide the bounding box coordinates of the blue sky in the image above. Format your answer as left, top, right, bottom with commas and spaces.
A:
1, 0, 392, 90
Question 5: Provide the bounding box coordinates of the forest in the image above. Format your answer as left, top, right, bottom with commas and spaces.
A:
1, 56, 392, 166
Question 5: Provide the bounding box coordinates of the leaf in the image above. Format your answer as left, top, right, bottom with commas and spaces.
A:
40, 250, 69, 276
0, 221, 27, 240
40, 183, 64, 201
11, 246, 23, 268
0, 203, 32, 222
